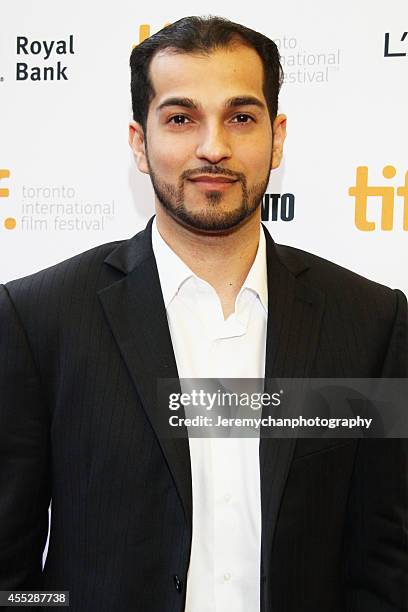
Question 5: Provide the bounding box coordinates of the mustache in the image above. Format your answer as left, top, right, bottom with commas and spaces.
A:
180, 166, 245, 182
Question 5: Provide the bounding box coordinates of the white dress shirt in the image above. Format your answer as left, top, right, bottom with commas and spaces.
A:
151, 216, 268, 612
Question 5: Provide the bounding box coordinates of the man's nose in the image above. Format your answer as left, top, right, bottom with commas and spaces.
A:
195, 124, 232, 164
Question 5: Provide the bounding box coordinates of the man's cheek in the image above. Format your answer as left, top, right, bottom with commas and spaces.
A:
153, 144, 185, 168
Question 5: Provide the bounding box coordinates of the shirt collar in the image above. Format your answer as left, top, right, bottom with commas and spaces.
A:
240, 224, 268, 313
151, 216, 195, 310
151, 215, 268, 313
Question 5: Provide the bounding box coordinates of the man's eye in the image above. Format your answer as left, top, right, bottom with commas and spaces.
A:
168, 115, 191, 125
232, 114, 253, 124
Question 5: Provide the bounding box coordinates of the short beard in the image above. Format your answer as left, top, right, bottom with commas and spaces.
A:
145, 151, 271, 233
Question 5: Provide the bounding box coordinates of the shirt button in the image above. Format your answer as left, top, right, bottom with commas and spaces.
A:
223, 572, 231, 582
224, 493, 232, 502
173, 574, 183, 593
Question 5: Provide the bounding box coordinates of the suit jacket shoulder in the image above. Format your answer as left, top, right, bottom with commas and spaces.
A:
5, 238, 124, 298
276, 241, 404, 328
273, 241, 407, 377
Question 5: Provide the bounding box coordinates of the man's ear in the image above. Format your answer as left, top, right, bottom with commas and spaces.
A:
271, 114, 287, 170
129, 120, 149, 174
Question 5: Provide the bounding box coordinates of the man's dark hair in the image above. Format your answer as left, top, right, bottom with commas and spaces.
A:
130, 15, 284, 133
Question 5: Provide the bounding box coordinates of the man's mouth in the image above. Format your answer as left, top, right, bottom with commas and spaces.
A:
188, 176, 238, 189
190, 175, 237, 182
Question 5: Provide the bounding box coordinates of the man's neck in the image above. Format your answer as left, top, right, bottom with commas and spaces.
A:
154, 206, 262, 320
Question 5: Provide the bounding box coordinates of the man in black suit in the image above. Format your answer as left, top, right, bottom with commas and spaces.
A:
0, 15, 407, 612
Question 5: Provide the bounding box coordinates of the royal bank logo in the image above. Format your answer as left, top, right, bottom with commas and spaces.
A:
349, 166, 408, 231
0, 169, 16, 230
384, 31, 407, 57
16, 35, 75, 81
261, 193, 295, 222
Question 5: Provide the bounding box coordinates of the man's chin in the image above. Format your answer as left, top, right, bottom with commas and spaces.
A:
163, 205, 255, 234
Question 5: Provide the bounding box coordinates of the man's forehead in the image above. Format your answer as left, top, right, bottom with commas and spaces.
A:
148, 45, 265, 105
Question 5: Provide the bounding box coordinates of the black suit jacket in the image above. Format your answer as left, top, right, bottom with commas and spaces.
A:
0, 215, 407, 612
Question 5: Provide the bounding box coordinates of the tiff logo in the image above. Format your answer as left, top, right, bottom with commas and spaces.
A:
0, 169, 10, 197
0, 169, 16, 229
348, 166, 408, 231
135, 23, 171, 46
384, 32, 407, 57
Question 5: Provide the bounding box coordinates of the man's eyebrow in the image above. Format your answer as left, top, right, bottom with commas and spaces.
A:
225, 96, 266, 110
156, 97, 200, 112
156, 95, 266, 113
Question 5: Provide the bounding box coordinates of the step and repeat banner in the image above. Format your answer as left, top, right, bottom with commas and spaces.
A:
1, 1, 407, 294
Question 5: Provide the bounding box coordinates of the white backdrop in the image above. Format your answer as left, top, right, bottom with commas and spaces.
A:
1, 0, 407, 295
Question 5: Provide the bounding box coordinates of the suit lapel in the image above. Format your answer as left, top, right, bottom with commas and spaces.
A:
96, 216, 326, 571
97, 216, 192, 532
260, 224, 326, 576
